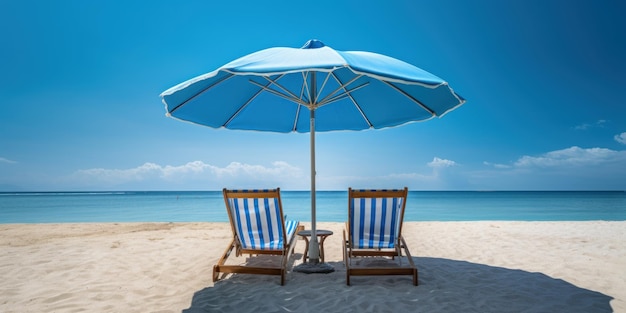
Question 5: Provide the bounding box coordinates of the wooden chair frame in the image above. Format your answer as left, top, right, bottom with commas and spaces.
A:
213, 188, 299, 285
343, 187, 418, 285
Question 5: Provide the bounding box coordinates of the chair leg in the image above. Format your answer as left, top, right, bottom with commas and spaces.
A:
280, 250, 289, 286
281, 269, 285, 286
345, 254, 351, 286
400, 237, 418, 286
212, 265, 219, 282
214, 239, 236, 282
343, 230, 351, 286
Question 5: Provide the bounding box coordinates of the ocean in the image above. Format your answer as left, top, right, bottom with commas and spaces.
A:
0, 191, 625, 223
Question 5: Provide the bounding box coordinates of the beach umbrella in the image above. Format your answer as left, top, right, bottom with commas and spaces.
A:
160, 39, 465, 271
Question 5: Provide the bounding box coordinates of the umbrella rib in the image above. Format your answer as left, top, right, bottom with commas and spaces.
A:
263, 75, 308, 104
223, 83, 268, 127
168, 73, 234, 114
316, 74, 364, 106
248, 79, 307, 106
326, 72, 374, 128
291, 72, 309, 131
315, 72, 333, 105
301, 71, 312, 104
345, 89, 374, 129
317, 82, 369, 107
383, 81, 436, 116
300, 72, 309, 103
265, 75, 302, 99
292, 104, 302, 131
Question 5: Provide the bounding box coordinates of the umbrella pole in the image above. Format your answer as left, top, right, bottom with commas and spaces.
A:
308, 108, 320, 264
293, 73, 333, 274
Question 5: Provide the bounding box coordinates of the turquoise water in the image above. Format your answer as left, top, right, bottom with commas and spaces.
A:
0, 191, 625, 223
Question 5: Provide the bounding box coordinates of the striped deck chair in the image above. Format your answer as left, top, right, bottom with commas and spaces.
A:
343, 187, 418, 285
213, 188, 300, 285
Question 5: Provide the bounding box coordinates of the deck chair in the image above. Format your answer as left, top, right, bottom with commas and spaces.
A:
213, 188, 300, 285
343, 187, 418, 285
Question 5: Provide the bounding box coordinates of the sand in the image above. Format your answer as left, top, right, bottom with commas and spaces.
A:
0, 221, 624, 312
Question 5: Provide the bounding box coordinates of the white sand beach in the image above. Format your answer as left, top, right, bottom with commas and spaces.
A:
1, 221, 624, 312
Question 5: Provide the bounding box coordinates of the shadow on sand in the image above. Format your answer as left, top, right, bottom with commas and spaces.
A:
183, 257, 613, 312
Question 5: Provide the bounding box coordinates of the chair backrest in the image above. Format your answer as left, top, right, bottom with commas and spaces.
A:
223, 188, 287, 250
348, 187, 408, 249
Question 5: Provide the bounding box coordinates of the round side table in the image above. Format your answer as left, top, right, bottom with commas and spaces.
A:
297, 229, 333, 263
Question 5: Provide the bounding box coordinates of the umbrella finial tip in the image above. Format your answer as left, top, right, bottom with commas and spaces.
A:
302, 39, 325, 49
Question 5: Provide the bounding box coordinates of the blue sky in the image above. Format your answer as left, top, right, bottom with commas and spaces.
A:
1, 0, 625, 191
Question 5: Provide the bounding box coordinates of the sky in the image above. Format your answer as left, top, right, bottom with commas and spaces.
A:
1, 0, 625, 191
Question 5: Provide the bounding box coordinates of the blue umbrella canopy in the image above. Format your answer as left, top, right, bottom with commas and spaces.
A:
161, 39, 465, 132
160, 40, 465, 265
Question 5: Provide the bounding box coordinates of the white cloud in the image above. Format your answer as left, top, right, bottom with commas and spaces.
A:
76, 162, 163, 184
477, 146, 626, 190
65, 158, 463, 190
319, 172, 440, 190
0, 157, 17, 164
514, 146, 624, 168
483, 161, 511, 169
317, 157, 463, 190
210, 161, 302, 179
70, 161, 304, 188
574, 119, 607, 130
428, 157, 457, 168
615, 132, 626, 144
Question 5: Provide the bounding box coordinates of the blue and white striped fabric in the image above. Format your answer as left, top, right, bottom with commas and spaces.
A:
228, 195, 297, 250
350, 195, 404, 249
